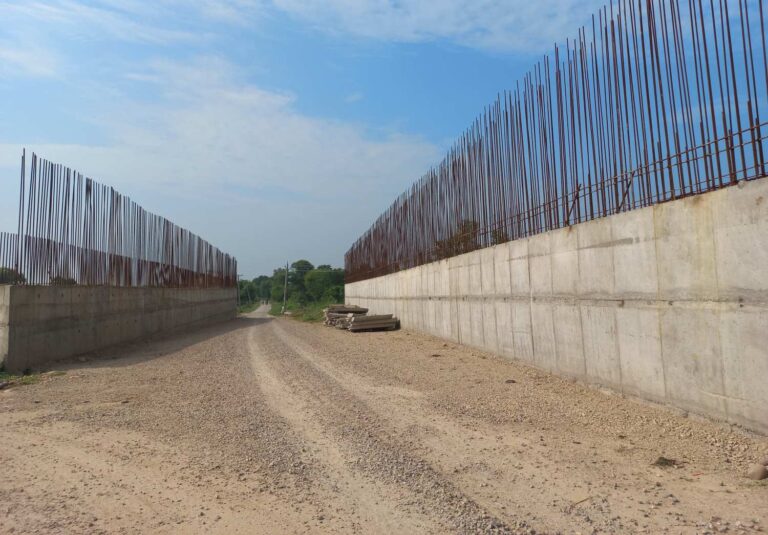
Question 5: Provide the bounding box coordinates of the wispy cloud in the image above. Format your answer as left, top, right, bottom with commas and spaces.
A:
271, 0, 605, 53
345, 92, 364, 103
0, 43, 59, 77
0, 0, 264, 47
109, 57, 437, 196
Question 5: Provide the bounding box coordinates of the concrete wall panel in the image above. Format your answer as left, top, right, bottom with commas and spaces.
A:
456, 299, 470, 345
508, 239, 530, 296
550, 228, 578, 296
493, 244, 511, 295
612, 209, 658, 297
494, 300, 514, 358
0, 286, 10, 367
528, 233, 552, 296
616, 307, 666, 400
581, 305, 621, 386
468, 256, 483, 296
480, 247, 495, 296
578, 218, 614, 296
711, 180, 768, 299
660, 308, 726, 417
482, 299, 498, 353
510, 301, 534, 364
552, 304, 585, 377
444, 300, 457, 342
469, 301, 485, 349
719, 308, 768, 430
655, 195, 718, 301
530, 302, 556, 371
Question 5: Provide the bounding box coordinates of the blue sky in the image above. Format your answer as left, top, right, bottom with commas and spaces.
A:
0, 0, 603, 277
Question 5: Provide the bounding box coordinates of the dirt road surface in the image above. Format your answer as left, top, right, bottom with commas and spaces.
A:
1, 305, 766, 534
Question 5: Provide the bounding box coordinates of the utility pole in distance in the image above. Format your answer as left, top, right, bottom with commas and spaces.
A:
281, 261, 288, 314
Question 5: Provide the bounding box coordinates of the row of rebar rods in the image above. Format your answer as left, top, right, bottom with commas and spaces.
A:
345, 0, 768, 283
1, 152, 237, 287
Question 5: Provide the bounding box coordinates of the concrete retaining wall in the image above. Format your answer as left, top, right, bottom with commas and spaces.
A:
346, 177, 768, 433
0, 286, 236, 372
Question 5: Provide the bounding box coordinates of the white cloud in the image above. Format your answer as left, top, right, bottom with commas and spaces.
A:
0, 56, 441, 274
272, 0, 605, 53
0, 0, 266, 48
92, 57, 438, 196
0, 43, 59, 77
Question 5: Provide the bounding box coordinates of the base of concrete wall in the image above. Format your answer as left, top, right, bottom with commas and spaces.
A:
346, 178, 768, 434
0, 286, 236, 372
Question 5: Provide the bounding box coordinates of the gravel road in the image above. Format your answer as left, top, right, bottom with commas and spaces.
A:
1, 305, 766, 534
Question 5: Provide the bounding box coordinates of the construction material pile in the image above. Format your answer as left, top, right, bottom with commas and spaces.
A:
323, 304, 400, 332
323, 304, 368, 328
348, 314, 400, 332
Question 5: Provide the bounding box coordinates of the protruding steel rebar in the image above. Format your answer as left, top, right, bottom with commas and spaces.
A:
0, 153, 237, 288
345, 0, 768, 283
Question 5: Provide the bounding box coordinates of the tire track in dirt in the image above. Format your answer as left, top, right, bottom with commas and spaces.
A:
247, 312, 529, 534
248, 320, 443, 534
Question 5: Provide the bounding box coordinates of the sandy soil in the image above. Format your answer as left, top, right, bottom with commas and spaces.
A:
1, 305, 766, 534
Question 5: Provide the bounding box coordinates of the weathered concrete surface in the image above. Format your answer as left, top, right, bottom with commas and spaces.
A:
0, 285, 10, 369
0, 286, 236, 372
346, 177, 768, 434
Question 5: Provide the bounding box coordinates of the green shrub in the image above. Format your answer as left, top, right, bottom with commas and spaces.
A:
50, 276, 77, 286
0, 268, 25, 285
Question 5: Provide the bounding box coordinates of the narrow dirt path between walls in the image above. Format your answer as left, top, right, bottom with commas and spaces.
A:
1, 305, 765, 534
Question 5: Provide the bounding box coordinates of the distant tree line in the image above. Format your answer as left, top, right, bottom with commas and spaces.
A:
238, 260, 344, 309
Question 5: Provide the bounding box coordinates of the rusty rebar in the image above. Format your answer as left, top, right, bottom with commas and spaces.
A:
345, 0, 767, 283
0, 152, 237, 288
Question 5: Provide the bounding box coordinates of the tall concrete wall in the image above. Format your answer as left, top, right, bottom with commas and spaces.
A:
346, 177, 768, 434
0, 286, 236, 372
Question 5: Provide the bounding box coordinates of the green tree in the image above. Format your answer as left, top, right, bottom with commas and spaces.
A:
322, 285, 344, 303
238, 279, 257, 304
260, 261, 345, 316
433, 220, 479, 260
0, 268, 25, 285
270, 267, 287, 303
286, 260, 313, 304
304, 267, 344, 301
253, 275, 272, 301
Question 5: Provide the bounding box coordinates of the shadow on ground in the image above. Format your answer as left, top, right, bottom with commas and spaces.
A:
40, 314, 273, 372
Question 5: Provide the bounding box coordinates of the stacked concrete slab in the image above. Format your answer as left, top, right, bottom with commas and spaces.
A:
346, 177, 768, 434
0, 286, 236, 372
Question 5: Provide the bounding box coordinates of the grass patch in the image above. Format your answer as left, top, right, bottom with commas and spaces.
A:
292, 302, 329, 322
238, 301, 262, 314
269, 300, 335, 323
0, 370, 42, 387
